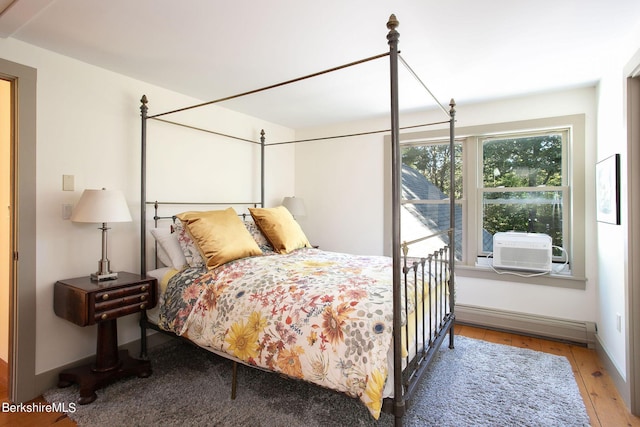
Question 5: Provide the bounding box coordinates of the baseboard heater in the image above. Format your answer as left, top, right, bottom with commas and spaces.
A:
455, 304, 597, 348
493, 232, 552, 272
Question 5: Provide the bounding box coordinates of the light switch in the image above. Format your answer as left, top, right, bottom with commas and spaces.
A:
62, 175, 74, 191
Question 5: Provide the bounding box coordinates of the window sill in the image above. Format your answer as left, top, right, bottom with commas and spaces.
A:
454, 264, 587, 290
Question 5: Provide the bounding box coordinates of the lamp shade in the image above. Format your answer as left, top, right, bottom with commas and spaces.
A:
282, 196, 306, 217
71, 189, 132, 223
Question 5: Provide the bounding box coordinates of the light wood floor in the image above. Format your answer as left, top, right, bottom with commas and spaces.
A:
1, 325, 639, 426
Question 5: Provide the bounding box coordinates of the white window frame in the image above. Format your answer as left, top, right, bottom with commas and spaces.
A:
388, 114, 586, 289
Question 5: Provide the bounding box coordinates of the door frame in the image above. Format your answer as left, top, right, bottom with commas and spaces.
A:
625, 50, 640, 415
0, 57, 37, 403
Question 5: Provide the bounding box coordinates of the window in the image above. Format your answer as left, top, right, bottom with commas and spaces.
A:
401, 141, 463, 259
479, 130, 568, 261
391, 115, 586, 288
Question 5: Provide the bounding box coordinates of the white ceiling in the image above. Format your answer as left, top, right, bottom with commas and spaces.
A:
1, 0, 640, 128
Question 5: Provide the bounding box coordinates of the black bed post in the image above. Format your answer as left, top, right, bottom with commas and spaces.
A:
140, 94, 149, 359
448, 99, 456, 350
260, 129, 265, 207
387, 14, 404, 425
140, 95, 148, 276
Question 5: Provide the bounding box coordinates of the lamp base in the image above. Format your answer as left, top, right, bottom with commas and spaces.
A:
91, 254, 118, 282
91, 271, 118, 282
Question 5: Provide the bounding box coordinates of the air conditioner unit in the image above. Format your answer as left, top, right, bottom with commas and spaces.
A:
492, 232, 552, 273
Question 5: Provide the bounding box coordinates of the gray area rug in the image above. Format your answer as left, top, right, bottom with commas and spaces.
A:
44, 335, 590, 426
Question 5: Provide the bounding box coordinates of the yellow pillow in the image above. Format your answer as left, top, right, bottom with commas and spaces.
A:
176, 208, 262, 269
249, 206, 311, 254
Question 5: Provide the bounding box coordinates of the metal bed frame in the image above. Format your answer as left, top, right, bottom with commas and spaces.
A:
138, 14, 456, 426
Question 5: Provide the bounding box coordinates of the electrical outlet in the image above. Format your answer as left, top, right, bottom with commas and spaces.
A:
616, 313, 622, 332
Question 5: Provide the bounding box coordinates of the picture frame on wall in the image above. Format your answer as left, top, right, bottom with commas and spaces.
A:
596, 153, 621, 225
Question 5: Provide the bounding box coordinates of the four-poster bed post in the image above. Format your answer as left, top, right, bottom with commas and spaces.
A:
260, 129, 265, 209
140, 94, 148, 278
448, 99, 456, 350
386, 14, 405, 423
139, 94, 149, 360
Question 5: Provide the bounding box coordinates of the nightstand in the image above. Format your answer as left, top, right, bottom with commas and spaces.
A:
53, 272, 158, 404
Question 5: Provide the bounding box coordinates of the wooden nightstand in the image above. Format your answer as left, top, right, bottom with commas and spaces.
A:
53, 272, 158, 404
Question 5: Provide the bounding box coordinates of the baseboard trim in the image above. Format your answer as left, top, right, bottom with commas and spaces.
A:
594, 334, 630, 408
455, 304, 597, 348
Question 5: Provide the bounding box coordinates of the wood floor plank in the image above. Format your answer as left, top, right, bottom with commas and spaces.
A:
539, 338, 573, 358
481, 328, 513, 346
571, 345, 640, 427
548, 343, 601, 426
455, 324, 486, 340
510, 334, 543, 351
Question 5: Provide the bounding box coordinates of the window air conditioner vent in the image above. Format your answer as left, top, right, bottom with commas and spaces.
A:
492, 232, 552, 273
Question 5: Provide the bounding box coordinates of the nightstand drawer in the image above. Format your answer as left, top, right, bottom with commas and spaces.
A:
94, 303, 149, 322
94, 293, 150, 313
94, 283, 151, 302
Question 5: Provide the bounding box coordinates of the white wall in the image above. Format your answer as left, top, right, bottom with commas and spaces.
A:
0, 38, 295, 376
295, 86, 598, 326
294, 121, 388, 255
595, 22, 640, 381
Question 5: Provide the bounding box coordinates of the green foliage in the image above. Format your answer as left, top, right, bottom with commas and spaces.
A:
483, 134, 562, 188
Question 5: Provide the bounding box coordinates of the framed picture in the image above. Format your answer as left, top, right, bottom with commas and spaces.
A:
596, 154, 621, 225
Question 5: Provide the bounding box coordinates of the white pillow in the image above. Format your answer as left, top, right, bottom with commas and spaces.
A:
154, 242, 172, 268
150, 227, 187, 271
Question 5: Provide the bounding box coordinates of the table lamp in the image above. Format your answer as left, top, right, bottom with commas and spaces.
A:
71, 188, 132, 281
282, 196, 306, 219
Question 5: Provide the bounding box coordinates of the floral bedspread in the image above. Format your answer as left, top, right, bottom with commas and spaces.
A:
157, 248, 395, 419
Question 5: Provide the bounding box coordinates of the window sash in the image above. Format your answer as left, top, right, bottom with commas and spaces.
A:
401, 140, 464, 260
478, 187, 569, 261
477, 129, 570, 264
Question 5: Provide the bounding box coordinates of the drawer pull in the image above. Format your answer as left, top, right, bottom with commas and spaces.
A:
102, 294, 109, 301
140, 295, 147, 301
101, 313, 108, 320
140, 303, 147, 310
141, 285, 147, 292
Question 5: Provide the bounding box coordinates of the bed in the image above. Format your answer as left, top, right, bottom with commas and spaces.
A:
138, 14, 456, 426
